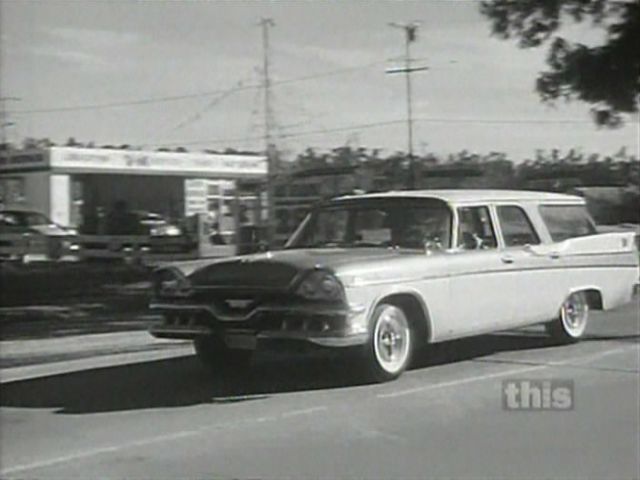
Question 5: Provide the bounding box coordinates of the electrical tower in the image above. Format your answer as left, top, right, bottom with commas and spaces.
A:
258, 17, 276, 246
387, 22, 428, 189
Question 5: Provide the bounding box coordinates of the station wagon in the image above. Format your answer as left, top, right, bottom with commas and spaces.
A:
149, 190, 639, 382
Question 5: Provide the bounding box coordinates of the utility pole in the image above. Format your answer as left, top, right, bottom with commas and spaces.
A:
387, 22, 428, 189
258, 17, 276, 246
0, 97, 21, 147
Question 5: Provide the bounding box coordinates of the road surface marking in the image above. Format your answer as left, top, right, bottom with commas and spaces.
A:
0, 429, 202, 476
475, 357, 639, 374
2, 344, 636, 475
376, 343, 638, 399
281, 406, 328, 418
0, 407, 326, 476
376, 364, 545, 399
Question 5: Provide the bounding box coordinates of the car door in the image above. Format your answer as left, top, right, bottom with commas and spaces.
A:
494, 204, 558, 327
445, 204, 515, 338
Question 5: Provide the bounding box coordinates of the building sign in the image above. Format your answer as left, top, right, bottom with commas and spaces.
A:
185, 179, 208, 216
49, 147, 266, 177
0, 150, 48, 172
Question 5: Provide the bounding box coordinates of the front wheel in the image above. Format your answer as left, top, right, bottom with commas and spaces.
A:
194, 336, 253, 373
545, 291, 589, 343
357, 304, 413, 383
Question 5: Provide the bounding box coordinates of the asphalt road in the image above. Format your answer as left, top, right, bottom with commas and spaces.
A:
1, 299, 638, 480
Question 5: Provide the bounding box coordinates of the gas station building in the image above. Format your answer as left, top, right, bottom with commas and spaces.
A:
0, 146, 267, 236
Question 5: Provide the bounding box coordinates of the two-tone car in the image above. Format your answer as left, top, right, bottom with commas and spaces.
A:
149, 190, 639, 382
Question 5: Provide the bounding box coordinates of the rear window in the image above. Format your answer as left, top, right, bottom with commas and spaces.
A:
539, 204, 596, 242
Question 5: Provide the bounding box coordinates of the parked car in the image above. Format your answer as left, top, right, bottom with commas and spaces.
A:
0, 209, 79, 260
149, 190, 639, 382
133, 211, 183, 237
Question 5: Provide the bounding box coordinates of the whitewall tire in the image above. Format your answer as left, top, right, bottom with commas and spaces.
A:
360, 303, 413, 382
546, 291, 589, 342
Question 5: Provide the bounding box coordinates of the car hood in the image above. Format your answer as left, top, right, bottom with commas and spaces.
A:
174, 248, 419, 290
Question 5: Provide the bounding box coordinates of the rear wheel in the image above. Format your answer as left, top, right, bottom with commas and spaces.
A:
357, 304, 413, 383
193, 336, 253, 373
545, 291, 589, 343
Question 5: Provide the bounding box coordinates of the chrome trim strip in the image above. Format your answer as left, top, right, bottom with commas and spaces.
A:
150, 324, 367, 347
149, 326, 213, 337
149, 302, 361, 323
344, 263, 639, 288
562, 251, 637, 258
307, 334, 368, 347
257, 331, 368, 347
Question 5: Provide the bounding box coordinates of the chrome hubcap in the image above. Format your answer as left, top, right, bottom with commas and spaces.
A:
561, 292, 588, 336
374, 307, 410, 374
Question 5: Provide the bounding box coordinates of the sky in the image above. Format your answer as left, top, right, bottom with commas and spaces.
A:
1, 0, 638, 162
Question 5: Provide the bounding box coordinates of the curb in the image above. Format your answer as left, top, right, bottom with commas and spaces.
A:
0, 345, 194, 384
1, 331, 172, 358
0, 331, 193, 383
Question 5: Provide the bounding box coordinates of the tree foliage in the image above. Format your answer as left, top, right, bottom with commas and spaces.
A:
480, 0, 639, 126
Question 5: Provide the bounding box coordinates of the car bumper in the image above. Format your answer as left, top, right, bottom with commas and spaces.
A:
148, 302, 369, 348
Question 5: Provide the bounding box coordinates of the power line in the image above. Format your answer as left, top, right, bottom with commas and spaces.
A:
155, 116, 606, 149
170, 77, 253, 132
8, 62, 385, 115
158, 119, 407, 147
241, 83, 266, 151
10, 91, 237, 114
269, 60, 383, 87
413, 117, 622, 125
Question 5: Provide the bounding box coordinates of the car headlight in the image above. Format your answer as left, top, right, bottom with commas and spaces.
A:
295, 270, 345, 301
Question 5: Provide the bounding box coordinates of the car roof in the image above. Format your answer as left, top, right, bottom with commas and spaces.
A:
332, 189, 585, 205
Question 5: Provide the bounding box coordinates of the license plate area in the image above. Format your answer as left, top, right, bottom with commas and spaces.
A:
224, 330, 257, 350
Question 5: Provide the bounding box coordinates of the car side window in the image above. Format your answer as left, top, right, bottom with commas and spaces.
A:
497, 206, 540, 247
457, 206, 497, 250
538, 204, 596, 242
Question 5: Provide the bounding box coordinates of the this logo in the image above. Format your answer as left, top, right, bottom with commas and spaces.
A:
502, 379, 574, 411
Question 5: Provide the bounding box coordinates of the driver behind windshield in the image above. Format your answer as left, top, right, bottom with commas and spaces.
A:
389, 207, 451, 249
289, 199, 452, 250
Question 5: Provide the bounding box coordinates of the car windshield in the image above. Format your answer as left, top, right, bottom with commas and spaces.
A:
286, 197, 452, 250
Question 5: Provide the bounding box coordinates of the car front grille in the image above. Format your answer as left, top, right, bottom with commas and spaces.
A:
189, 260, 299, 289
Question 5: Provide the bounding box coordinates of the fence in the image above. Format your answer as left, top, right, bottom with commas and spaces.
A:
0, 234, 77, 262
0, 233, 199, 264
